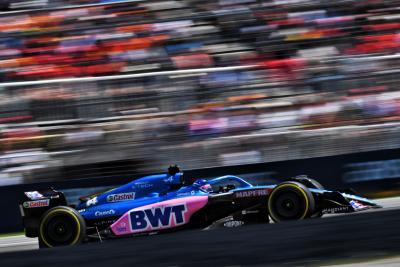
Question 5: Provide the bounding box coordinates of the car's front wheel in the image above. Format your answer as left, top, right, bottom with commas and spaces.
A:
292, 175, 324, 190
39, 206, 86, 248
268, 181, 315, 222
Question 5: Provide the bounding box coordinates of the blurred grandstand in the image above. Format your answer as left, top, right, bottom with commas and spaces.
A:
1, 0, 400, 185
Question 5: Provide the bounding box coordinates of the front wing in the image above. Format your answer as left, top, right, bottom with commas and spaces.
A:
311, 189, 381, 215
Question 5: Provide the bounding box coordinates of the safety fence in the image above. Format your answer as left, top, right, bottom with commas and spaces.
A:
1, 57, 400, 185
1, 146, 400, 233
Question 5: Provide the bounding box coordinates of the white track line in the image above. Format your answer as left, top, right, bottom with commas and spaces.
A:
0, 241, 37, 248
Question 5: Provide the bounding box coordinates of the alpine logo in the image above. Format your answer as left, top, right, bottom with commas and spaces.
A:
86, 197, 98, 207
107, 192, 135, 202
130, 204, 187, 231
23, 199, 50, 208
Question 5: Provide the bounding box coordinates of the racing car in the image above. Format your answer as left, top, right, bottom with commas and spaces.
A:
20, 166, 381, 248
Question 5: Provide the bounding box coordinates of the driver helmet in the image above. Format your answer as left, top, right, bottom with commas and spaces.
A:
193, 179, 213, 192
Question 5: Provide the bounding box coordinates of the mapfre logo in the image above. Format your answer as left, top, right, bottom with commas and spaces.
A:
235, 189, 269, 198
23, 199, 50, 208
107, 192, 135, 202
130, 204, 187, 231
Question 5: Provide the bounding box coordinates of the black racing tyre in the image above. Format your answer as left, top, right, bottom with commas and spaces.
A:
268, 181, 315, 222
293, 175, 324, 190
39, 206, 86, 248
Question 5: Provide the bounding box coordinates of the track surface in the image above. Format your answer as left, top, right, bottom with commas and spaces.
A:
0, 197, 399, 255
1, 197, 399, 267
0, 236, 38, 253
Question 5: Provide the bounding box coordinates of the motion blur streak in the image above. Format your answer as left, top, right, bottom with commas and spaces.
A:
1, 200, 400, 266
1, 0, 400, 185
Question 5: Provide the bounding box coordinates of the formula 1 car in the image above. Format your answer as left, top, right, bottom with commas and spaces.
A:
20, 166, 380, 248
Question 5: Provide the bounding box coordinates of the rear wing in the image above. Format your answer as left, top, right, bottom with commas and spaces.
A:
20, 189, 67, 238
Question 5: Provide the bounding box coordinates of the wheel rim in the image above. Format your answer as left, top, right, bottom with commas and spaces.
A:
269, 187, 309, 221
41, 213, 79, 247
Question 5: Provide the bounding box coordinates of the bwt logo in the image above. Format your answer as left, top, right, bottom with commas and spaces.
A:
130, 204, 187, 231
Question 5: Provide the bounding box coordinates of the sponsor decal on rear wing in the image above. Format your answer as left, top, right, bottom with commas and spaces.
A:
23, 199, 50, 208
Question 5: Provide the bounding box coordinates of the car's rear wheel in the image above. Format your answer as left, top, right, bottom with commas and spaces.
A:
268, 181, 315, 222
39, 206, 86, 248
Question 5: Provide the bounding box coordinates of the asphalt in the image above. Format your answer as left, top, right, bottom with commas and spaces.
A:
0, 197, 400, 266
0, 196, 399, 255
0, 236, 38, 253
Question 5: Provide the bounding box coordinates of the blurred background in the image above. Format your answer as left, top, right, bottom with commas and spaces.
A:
1, 0, 400, 186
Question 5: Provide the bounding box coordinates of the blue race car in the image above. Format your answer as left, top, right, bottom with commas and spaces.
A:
20, 166, 380, 248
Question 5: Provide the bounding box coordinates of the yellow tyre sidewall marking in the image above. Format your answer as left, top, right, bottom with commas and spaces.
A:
39, 208, 81, 248
268, 184, 310, 221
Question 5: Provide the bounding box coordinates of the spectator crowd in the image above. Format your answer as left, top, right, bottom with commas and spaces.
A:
1, 0, 400, 184
0, 0, 400, 81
